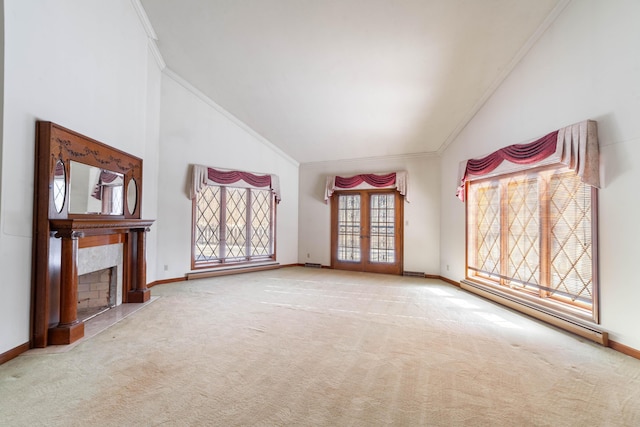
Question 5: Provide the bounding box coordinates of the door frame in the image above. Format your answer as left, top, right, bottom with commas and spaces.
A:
330, 189, 404, 275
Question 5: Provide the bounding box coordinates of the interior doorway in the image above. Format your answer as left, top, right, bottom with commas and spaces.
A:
330, 190, 403, 275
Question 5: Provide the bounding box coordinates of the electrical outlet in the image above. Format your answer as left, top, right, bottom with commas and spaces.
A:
307, 253, 310, 258
446, 264, 450, 271
164, 264, 169, 271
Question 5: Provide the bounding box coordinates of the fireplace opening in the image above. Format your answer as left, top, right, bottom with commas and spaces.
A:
77, 267, 117, 322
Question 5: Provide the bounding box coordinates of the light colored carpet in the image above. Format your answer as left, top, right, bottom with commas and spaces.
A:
1, 267, 640, 426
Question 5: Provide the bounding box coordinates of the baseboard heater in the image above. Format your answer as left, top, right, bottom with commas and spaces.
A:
460, 279, 608, 346
403, 271, 425, 277
304, 263, 322, 268
187, 262, 280, 280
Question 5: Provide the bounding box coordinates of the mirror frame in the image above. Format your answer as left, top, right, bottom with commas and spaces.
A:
127, 177, 138, 216
53, 159, 66, 213
38, 122, 143, 220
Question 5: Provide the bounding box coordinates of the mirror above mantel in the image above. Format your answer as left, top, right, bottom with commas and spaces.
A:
69, 161, 124, 215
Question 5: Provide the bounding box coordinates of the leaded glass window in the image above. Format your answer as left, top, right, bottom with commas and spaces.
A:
467, 166, 597, 321
193, 186, 274, 267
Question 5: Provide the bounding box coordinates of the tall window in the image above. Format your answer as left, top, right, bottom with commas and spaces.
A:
466, 166, 598, 322
193, 185, 275, 268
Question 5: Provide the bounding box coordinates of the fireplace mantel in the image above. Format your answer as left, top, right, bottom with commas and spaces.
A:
32, 122, 155, 347
50, 218, 155, 236
47, 219, 154, 345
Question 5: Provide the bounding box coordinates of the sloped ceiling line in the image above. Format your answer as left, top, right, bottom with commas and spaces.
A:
436, 0, 573, 156
136, 0, 568, 164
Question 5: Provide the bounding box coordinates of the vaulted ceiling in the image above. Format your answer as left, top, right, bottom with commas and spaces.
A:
140, 0, 564, 164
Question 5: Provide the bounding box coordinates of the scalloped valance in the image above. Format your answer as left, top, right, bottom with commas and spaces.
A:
456, 120, 599, 201
324, 171, 408, 202
190, 164, 281, 203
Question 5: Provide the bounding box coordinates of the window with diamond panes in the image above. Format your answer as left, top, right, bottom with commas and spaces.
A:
467, 166, 597, 320
337, 194, 361, 262
193, 186, 274, 267
369, 193, 395, 263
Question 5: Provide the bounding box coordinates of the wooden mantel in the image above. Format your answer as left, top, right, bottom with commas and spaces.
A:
46, 219, 154, 345
50, 218, 155, 235
32, 122, 154, 347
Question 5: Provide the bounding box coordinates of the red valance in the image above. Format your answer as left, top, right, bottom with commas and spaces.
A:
324, 171, 408, 202
334, 172, 397, 189
92, 170, 121, 200
191, 164, 281, 203
456, 120, 599, 201
207, 168, 272, 188
463, 131, 558, 178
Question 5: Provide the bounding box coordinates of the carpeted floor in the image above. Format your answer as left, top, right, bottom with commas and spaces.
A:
2, 267, 640, 426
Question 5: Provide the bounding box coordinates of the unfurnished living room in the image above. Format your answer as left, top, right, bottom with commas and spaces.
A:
1, 0, 640, 426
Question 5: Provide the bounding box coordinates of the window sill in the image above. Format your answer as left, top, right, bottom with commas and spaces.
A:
187, 261, 280, 280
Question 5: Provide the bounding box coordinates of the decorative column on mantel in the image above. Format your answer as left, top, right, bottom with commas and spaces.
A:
48, 230, 85, 345
127, 227, 151, 303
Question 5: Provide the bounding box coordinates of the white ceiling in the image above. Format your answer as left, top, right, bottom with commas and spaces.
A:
140, 0, 564, 164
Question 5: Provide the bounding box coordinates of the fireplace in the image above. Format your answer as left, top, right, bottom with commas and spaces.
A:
32, 121, 155, 347
76, 242, 123, 321
77, 267, 117, 321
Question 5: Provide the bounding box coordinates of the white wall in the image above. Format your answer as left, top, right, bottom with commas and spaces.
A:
154, 73, 299, 279
0, 0, 162, 354
299, 155, 440, 273
440, 0, 640, 349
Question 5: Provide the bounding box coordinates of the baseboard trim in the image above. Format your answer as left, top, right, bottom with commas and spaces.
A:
609, 340, 640, 360
435, 275, 461, 287
187, 263, 280, 280
148, 277, 186, 287
0, 342, 30, 365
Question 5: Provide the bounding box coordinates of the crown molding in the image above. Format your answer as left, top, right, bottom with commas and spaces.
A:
163, 68, 299, 168
436, 0, 573, 156
148, 39, 166, 70
130, 0, 158, 40
130, 0, 165, 70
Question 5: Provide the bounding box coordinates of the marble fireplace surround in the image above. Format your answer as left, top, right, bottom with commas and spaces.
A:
78, 243, 123, 315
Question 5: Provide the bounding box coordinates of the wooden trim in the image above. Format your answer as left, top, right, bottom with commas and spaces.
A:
79, 233, 124, 249
431, 275, 462, 287
187, 263, 280, 280
609, 340, 640, 360
0, 342, 30, 365
148, 277, 187, 287
331, 189, 404, 275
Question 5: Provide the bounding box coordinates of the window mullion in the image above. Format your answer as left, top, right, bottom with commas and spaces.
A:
269, 193, 274, 255
220, 187, 227, 262
246, 189, 252, 260
499, 179, 509, 286
539, 174, 551, 298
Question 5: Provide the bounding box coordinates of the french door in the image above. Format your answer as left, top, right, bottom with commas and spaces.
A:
331, 190, 403, 275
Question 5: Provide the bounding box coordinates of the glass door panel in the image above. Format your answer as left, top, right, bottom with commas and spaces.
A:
331, 190, 403, 275
369, 193, 395, 264
337, 194, 361, 262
